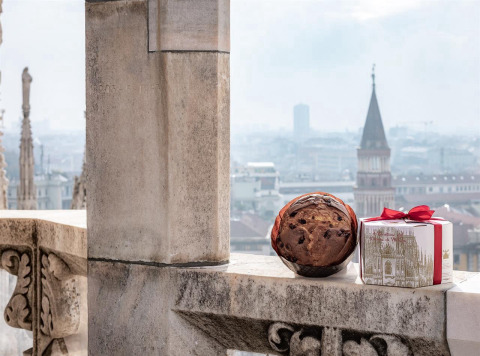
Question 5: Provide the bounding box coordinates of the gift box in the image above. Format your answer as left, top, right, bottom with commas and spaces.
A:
359, 206, 453, 288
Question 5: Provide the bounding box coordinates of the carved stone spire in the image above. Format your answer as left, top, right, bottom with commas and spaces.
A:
0, 112, 9, 210
17, 68, 36, 210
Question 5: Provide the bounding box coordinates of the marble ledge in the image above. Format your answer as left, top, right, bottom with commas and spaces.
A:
169, 253, 480, 356
187, 253, 477, 287
0, 210, 87, 260
0, 209, 87, 229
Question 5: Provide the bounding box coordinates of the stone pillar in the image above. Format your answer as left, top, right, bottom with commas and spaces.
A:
86, 0, 229, 266
86, 0, 229, 354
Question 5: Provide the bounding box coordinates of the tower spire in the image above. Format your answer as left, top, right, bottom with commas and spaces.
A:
354, 66, 395, 218
372, 63, 376, 88
360, 64, 388, 150
17, 67, 37, 210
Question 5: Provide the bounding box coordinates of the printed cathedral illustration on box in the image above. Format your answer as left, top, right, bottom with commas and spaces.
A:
362, 225, 434, 287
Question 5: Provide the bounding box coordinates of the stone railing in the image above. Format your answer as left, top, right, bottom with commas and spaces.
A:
1, 211, 479, 355
0, 211, 87, 356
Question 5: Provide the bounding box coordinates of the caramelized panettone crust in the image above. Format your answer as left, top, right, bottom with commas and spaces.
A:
275, 194, 357, 267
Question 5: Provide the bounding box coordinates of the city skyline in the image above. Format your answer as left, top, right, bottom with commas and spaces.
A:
0, 0, 478, 135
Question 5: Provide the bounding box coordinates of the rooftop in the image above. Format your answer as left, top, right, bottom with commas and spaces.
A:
393, 174, 480, 185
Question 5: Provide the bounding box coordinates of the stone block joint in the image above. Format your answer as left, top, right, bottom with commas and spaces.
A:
148, 0, 230, 53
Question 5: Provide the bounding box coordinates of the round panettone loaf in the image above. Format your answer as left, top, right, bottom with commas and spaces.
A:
271, 192, 358, 272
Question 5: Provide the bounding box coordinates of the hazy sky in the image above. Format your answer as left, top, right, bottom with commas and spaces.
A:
1, 0, 479, 134
2, 0, 85, 131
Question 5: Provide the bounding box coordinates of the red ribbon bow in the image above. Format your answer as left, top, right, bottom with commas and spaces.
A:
365, 205, 440, 222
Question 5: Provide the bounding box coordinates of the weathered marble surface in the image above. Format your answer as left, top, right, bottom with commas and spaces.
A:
88, 261, 227, 356
148, 0, 230, 52
86, 0, 230, 265
171, 254, 465, 356
447, 273, 480, 356
88, 252, 479, 356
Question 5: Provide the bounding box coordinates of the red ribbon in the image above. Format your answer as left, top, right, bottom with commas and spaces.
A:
361, 205, 444, 285
365, 205, 441, 222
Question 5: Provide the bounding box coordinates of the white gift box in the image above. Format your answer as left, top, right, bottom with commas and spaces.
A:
359, 219, 453, 288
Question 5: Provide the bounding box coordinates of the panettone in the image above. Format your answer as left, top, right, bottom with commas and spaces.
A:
271, 192, 358, 276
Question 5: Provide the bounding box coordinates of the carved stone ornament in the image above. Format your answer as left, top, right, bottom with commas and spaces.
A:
268, 322, 321, 356
1, 248, 83, 355
268, 322, 413, 356
40, 252, 80, 339
343, 335, 412, 356
2, 249, 33, 330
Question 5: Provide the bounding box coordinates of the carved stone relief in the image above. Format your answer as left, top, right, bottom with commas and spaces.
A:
1, 249, 33, 331
40, 252, 79, 339
38, 251, 81, 355
1, 247, 82, 356
268, 322, 413, 356
268, 322, 322, 356
343, 333, 413, 356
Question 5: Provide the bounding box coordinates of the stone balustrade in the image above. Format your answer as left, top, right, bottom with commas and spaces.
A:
1, 211, 479, 355
0, 211, 87, 356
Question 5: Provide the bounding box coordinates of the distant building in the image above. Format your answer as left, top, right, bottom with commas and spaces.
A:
463, 227, 480, 272
393, 174, 480, 209
230, 214, 274, 256
297, 137, 357, 181
71, 151, 86, 209
354, 68, 395, 217
388, 125, 409, 139
8, 174, 74, 210
293, 104, 310, 138
432, 205, 480, 272
231, 162, 283, 219
279, 180, 355, 207
392, 146, 478, 175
